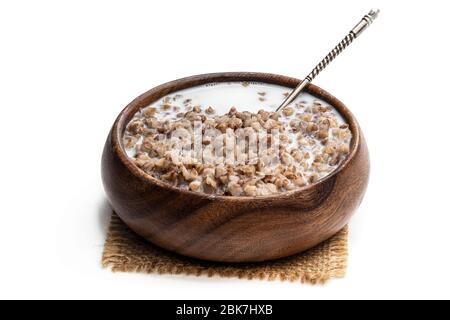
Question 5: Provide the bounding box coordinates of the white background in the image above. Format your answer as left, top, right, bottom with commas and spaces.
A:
1, 0, 449, 300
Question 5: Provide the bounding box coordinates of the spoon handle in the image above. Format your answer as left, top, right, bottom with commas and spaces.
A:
276, 9, 380, 112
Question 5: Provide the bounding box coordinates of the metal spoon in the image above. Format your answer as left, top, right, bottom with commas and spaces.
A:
276, 9, 380, 112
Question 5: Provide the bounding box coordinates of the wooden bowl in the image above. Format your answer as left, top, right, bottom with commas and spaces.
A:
102, 72, 370, 263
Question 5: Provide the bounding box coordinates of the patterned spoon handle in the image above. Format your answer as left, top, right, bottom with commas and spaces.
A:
276, 9, 380, 112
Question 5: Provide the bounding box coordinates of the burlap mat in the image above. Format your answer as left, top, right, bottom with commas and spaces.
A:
102, 213, 348, 284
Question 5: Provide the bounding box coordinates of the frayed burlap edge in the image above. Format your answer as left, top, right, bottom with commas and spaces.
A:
102, 213, 348, 284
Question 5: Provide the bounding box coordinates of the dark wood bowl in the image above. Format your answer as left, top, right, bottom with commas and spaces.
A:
102, 72, 370, 263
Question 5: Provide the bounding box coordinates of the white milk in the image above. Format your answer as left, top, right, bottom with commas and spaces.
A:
126, 81, 348, 161
146, 81, 344, 122
124, 81, 352, 193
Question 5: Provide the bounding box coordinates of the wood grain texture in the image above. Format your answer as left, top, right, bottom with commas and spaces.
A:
101, 72, 370, 263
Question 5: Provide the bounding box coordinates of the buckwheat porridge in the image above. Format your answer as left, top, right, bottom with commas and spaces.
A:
123, 82, 352, 196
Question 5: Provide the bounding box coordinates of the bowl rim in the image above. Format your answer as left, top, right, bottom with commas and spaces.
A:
110, 72, 361, 202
